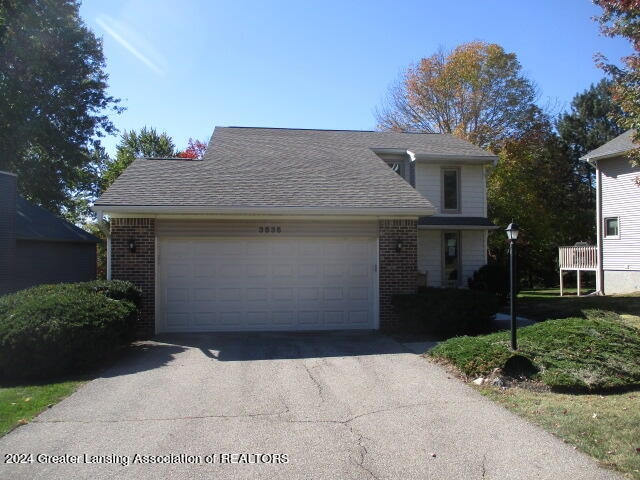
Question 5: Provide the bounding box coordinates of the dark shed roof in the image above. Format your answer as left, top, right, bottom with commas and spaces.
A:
16, 197, 99, 243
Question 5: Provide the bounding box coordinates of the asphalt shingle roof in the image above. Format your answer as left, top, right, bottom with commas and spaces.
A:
95, 127, 495, 213
16, 197, 99, 243
580, 129, 637, 161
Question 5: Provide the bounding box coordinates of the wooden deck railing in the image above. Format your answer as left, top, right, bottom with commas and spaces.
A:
558, 245, 598, 296
559, 245, 597, 270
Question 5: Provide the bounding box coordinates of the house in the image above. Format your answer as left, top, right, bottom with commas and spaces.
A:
580, 130, 640, 294
0, 171, 100, 295
94, 127, 498, 335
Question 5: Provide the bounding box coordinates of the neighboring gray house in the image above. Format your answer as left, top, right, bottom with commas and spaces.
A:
94, 127, 498, 336
581, 130, 640, 294
0, 171, 99, 295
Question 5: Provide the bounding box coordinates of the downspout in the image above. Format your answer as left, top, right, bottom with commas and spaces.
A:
595, 160, 604, 294
96, 211, 111, 280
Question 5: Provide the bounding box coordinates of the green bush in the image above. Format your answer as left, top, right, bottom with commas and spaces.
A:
0, 281, 140, 380
467, 263, 509, 301
392, 287, 500, 336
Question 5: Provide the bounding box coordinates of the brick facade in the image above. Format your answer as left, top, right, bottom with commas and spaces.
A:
109, 217, 416, 335
378, 219, 418, 330
111, 218, 155, 337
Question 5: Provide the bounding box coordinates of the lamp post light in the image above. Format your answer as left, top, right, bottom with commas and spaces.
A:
506, 222, 520, 350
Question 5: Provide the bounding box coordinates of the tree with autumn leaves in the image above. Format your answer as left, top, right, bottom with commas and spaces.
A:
99, 128, 207, 192
594, 0, 640, 171
377, 41, 621, 285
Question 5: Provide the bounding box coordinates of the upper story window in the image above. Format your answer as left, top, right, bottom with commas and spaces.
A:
442, 167, 460, 213
604, 217, 619, 238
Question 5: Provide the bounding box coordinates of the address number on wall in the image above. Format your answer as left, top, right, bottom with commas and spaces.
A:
258, 226, 282, 233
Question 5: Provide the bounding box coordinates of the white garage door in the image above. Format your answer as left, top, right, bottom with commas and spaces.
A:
158, 237, 377, 332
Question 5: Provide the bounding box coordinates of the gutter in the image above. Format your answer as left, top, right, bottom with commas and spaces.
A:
92, 205, 436, 217
96, 211, 111, 280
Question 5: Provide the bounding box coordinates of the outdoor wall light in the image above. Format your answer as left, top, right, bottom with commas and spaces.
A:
396, 240, 403, 253
128, 239, 136, 253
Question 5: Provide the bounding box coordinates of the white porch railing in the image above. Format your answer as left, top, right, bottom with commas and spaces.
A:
558, 245, 598, 296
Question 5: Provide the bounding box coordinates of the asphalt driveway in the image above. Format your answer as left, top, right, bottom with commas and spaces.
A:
0, 332, 622, 479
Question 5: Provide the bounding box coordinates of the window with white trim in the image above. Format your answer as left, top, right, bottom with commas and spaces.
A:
442, 167, 460, 213
604, 217, 619, 238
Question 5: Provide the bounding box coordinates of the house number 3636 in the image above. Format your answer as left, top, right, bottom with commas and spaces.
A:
258, 226, 281, 233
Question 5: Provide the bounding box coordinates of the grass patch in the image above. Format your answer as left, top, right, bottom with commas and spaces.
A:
431, 292, 640, 478
513, 290, 640, 322
480, 387, 640, 479
430, 311, 640, 391
0, 380, 83, 435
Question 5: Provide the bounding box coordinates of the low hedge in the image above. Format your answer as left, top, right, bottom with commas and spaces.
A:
392, 287, 500, 336
0, 280, 140, 379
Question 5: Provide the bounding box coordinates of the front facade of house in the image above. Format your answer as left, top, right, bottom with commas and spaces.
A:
581, 130, 640, 294
94, 127, 497, 336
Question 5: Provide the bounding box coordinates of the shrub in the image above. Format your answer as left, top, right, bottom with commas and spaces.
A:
467, 263, 509, 301
0, 281, 140, 380
392, 287, 500, 337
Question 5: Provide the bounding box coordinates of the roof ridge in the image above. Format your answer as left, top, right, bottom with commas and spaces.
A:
220, 126, 441, 134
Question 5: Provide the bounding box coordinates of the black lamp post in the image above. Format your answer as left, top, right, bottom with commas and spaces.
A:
506, 222, 520, 350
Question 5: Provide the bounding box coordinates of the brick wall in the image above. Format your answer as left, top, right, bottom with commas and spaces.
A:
111, 218, 155, 337
378, 219, 418, 330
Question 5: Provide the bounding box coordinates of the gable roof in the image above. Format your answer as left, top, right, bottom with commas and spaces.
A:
580, 129, 637, 162
16, 197, 99, 243
95, 127, 495, 216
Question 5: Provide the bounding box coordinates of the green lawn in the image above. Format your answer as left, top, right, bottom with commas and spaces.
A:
514, 289, 640, 323
0, 380, 83, 435
430, 291, 640, 478
481, 388, 640, 479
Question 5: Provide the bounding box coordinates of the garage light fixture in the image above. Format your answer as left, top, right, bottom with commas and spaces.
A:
395, 240, 403, 253
128, 239, 136, 253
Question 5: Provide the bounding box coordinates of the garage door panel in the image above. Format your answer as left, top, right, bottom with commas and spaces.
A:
324, 311, 345, 325
272, 264, 295, 279
219, 311, 241, 326
247, 264, 268, 278
193, 288, 215, 302
193, 312, 217, 326
273, 311, 296, 326
159, 236, 376, 332
165, 312, 190, 327
218, 288, 242, 301
246, 311, 269, 326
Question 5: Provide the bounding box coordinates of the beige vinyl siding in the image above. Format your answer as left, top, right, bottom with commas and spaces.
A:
600, 157, 640, 271
417, 230, 441, 286
415, 163, 486, 216
417, 229, 486, 287
461, 231, 486, 281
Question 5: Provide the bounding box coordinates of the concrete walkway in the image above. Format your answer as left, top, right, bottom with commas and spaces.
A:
0, 333, 622, 479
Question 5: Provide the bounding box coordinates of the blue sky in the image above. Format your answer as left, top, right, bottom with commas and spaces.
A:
79, 0, 632, 156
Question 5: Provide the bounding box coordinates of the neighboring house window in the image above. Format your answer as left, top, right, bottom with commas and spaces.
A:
386, 161, 405, 180
604, 217, 619, 238
442, 168, 460, 213
442, 231, 460, 287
